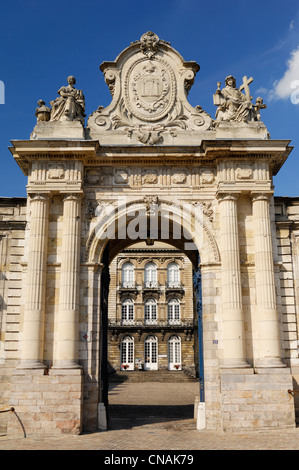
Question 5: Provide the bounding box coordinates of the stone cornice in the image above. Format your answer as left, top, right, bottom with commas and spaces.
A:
9, 139, 293, 175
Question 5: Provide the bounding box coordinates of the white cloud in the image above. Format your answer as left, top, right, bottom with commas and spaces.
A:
270, 46, 299, 100
255, 86, 269, 95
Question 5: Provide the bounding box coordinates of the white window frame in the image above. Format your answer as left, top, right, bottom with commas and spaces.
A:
121, 298, 134, 325
168, 335, 182, 371
167, 262, 180, 287
167, 298, 180, 324
122, 262, 135, 288
144, 262, 157, 288
144, 298, 157, 324
144, 335, 158, 370
120, 335, 134, 371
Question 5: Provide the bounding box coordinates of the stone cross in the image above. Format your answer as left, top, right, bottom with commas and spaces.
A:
239, 75, 253, 101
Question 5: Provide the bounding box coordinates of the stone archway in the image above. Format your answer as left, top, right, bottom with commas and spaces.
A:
85, 198, 219, 430
5, 30, 296, 438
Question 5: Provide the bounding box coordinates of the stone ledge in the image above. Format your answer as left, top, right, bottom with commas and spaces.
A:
220, 368, 254, 375
31, 121, 85, 140
254, 367, 291, 375
49, 368, 83, 376
13, 367, 45, 376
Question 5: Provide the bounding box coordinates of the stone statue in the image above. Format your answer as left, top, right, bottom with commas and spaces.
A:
214, 75, 253, 123
252, 97, 267, 121
35, 100, 50, 122
50, 76, 85, 123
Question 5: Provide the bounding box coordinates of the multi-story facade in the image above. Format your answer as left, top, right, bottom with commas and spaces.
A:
107, 242, 196, 375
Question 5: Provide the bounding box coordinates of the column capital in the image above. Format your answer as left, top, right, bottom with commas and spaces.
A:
216, 191, 240, 203
62, 192, 83, 202
251, 191, 274, 203
28, 192, 51, 202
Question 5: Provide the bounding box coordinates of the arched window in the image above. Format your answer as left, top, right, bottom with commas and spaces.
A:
144, 298, 157, 324
122, 262, 134, 288
168, 335, 181, 370
167, 298, 180, 324
121, 298, 134, 324
120, 335, 134, 370
144, 262, 157, 287
167, 262, 180, 287
144, 335, 158, 370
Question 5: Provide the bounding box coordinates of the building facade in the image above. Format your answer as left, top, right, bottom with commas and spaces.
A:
107, 242, 196, 375
0, 32, 299, 436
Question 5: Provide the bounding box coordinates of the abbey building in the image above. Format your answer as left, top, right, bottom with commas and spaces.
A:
0, 31, 299, 436
107, 242, 196, 375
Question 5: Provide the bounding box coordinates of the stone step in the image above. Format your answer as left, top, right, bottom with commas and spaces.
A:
109, 370, 198, 383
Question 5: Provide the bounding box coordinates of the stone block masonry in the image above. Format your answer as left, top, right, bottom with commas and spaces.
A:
220, 368, 295, 432
7, 368, 83, 438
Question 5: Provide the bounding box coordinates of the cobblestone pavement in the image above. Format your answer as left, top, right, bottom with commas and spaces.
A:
1, 382, 299, 451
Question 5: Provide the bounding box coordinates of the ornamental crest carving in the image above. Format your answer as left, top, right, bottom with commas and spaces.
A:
125, 59, 175, 122
87, 31, 213, 144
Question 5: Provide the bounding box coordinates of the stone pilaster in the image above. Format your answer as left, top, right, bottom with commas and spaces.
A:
54, 194, 82, 369
218, 193, 248, 368
20, 193, 49, 368
252, 193, 285, 368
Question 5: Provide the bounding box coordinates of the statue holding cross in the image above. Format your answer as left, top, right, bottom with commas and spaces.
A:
213, 75, 259, 123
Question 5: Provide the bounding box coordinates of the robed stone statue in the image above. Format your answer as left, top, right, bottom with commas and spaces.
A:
50, 76, 85, 123
214, 75, 253, 123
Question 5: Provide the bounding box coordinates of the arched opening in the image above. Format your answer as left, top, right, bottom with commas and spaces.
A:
144, 262, 157, 288
121, 262, 135, 288
144, 335, 158, 371
168, 335, 182, 371
167, 262, 180, 288
120, 335, 134, 371
89, 201, 214, 429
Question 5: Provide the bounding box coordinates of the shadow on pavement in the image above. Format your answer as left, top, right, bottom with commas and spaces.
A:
108, 404, 195, 430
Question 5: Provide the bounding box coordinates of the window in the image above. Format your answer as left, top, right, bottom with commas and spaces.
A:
122, 262, 134, 288
144, 262, 157, 287
120, 335, 134, 370
167, 298, 180, 324
144, 336, 158, 370
121, 298, 134, 324
144, 298, 157, 324
167, 262, 180, 287
168, 335, 181, 370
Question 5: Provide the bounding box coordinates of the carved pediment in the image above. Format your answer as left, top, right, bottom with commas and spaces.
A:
87, 32, 213, 145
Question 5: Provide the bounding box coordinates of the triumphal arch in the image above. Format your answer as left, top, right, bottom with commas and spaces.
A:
2, 31, 299, 436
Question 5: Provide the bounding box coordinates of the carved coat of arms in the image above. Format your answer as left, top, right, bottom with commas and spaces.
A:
87, 31, 213, 144
125, 58, 175, 122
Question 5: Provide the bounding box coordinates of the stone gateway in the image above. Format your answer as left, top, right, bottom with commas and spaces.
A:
0, 32, 299, 437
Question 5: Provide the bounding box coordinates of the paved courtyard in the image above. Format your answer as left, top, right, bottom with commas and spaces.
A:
1, 381, 299, 450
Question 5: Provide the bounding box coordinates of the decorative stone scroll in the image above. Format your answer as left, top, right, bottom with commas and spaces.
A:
87, 31, 213, 145
30, 32, 270, 142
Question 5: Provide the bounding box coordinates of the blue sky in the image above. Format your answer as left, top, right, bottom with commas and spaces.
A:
0, 0, 299, 197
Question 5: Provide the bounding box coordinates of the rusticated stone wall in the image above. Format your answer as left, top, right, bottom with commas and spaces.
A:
7, 368, 83, 438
